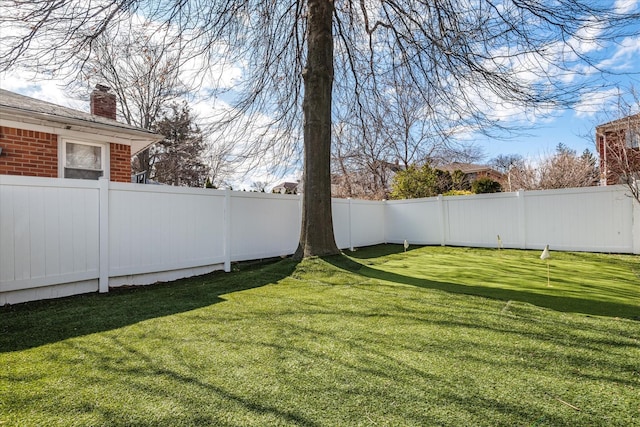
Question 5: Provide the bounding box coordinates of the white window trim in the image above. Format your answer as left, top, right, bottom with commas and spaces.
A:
59, 138, 110, 180
626, 129, 640, 149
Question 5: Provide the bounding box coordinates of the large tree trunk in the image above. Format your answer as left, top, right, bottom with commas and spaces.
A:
294, 0, 340, 259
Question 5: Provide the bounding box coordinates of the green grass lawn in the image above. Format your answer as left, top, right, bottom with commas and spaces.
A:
1, 245, 638, 426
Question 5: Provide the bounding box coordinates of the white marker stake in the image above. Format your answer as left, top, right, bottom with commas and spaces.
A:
540, 245, 551, 287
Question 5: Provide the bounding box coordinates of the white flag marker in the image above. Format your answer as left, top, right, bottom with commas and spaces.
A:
540, 245, 551, 286
540, 245, 550, 260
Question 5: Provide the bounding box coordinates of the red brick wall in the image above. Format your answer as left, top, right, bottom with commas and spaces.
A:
110, 143, 131, 183
599, 130, 633, 185
0, 125, 133, 182
0, 126, 58, 177
90, 89, 117, 120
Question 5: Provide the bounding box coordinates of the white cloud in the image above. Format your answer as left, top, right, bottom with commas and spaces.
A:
0, 72, 85, 110
615, 0, 639, 14
573, 88, 621, 118
596, 36, 640, 71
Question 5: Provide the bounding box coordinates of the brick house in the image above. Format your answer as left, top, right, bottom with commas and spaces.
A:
0, 85, 163, 182
436, 162, 505, 186
595, 113, 640, 185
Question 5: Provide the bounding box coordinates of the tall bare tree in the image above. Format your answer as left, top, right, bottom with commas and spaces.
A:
331, 77, 485, 200
489, 154, 525, 175
506, 145, 598, 190
205, 135, 237, 189
1, 0, 638, 257
538, 144, 599, 189
508, 161, 541, 191
331, 105, 398, 200
67, 27, 188, 179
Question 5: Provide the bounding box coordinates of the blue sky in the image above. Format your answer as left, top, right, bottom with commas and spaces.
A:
475, 109, 609, 160
473, 77, 640, 161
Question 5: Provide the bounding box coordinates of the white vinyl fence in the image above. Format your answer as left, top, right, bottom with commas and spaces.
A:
1, 175, 638, 304
385, 186, 638, 253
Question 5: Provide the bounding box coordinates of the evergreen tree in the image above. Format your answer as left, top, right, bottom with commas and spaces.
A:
205, 177, 216, 189
152, 103, 210, 187
472, 177, 502, 194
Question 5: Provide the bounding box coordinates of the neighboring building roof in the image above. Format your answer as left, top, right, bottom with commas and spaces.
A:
436, 162, 501, 175
595, 113, 640, 133
0, 89, 163, 154
272, 181, 299, 193
375, 160, 405, 172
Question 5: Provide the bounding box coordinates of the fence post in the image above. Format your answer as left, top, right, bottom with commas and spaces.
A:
438, 194, 446, 246
383, 199, 388, 244
224, 188, 232, 272
633, 198, 640, 255
517, 190, 527, 249
98, 178, 109, 293
348, 198, 354, 251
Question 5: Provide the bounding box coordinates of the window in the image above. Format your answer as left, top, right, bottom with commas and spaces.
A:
62, 140, 106, 180
626, 128, 640, 149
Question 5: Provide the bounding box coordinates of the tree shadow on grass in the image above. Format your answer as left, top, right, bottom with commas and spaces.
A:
0, 258, 299, 353
325, 254, 640, 321
346, 243, 422, 259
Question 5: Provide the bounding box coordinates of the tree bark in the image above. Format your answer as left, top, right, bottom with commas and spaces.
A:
295, 0, 340, 258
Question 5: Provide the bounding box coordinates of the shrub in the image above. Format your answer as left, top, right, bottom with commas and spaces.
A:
443, 189, 473, 196
390, 165, 439, 199
472, 177, 502, 193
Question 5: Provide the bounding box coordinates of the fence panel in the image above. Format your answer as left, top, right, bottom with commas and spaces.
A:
108, 183, 227, 277
0, 176, 100, 298
523, 186, 633, 252
385, 198, 442, 244
332, 199, 351, 249
351, 200, 386, 247
445, 193, 521, 248
230, 192, 300, 261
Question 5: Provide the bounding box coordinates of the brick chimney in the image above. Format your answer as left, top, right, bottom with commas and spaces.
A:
90, 84, 117, 120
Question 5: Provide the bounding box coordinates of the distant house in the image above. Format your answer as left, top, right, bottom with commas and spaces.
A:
0, 85, 163, 182
272, 181, 300, 194
595, 113, 640, 185
436, 162, 505, 185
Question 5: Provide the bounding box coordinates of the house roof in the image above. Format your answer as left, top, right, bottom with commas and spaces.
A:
272, 182, 299, 191
595, 113, 640, 134
0, 89, 163, 154
436, 162, 500, 175
375, 160, 405, 172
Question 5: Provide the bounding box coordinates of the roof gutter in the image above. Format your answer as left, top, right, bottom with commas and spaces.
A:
0, 105, 164, 155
